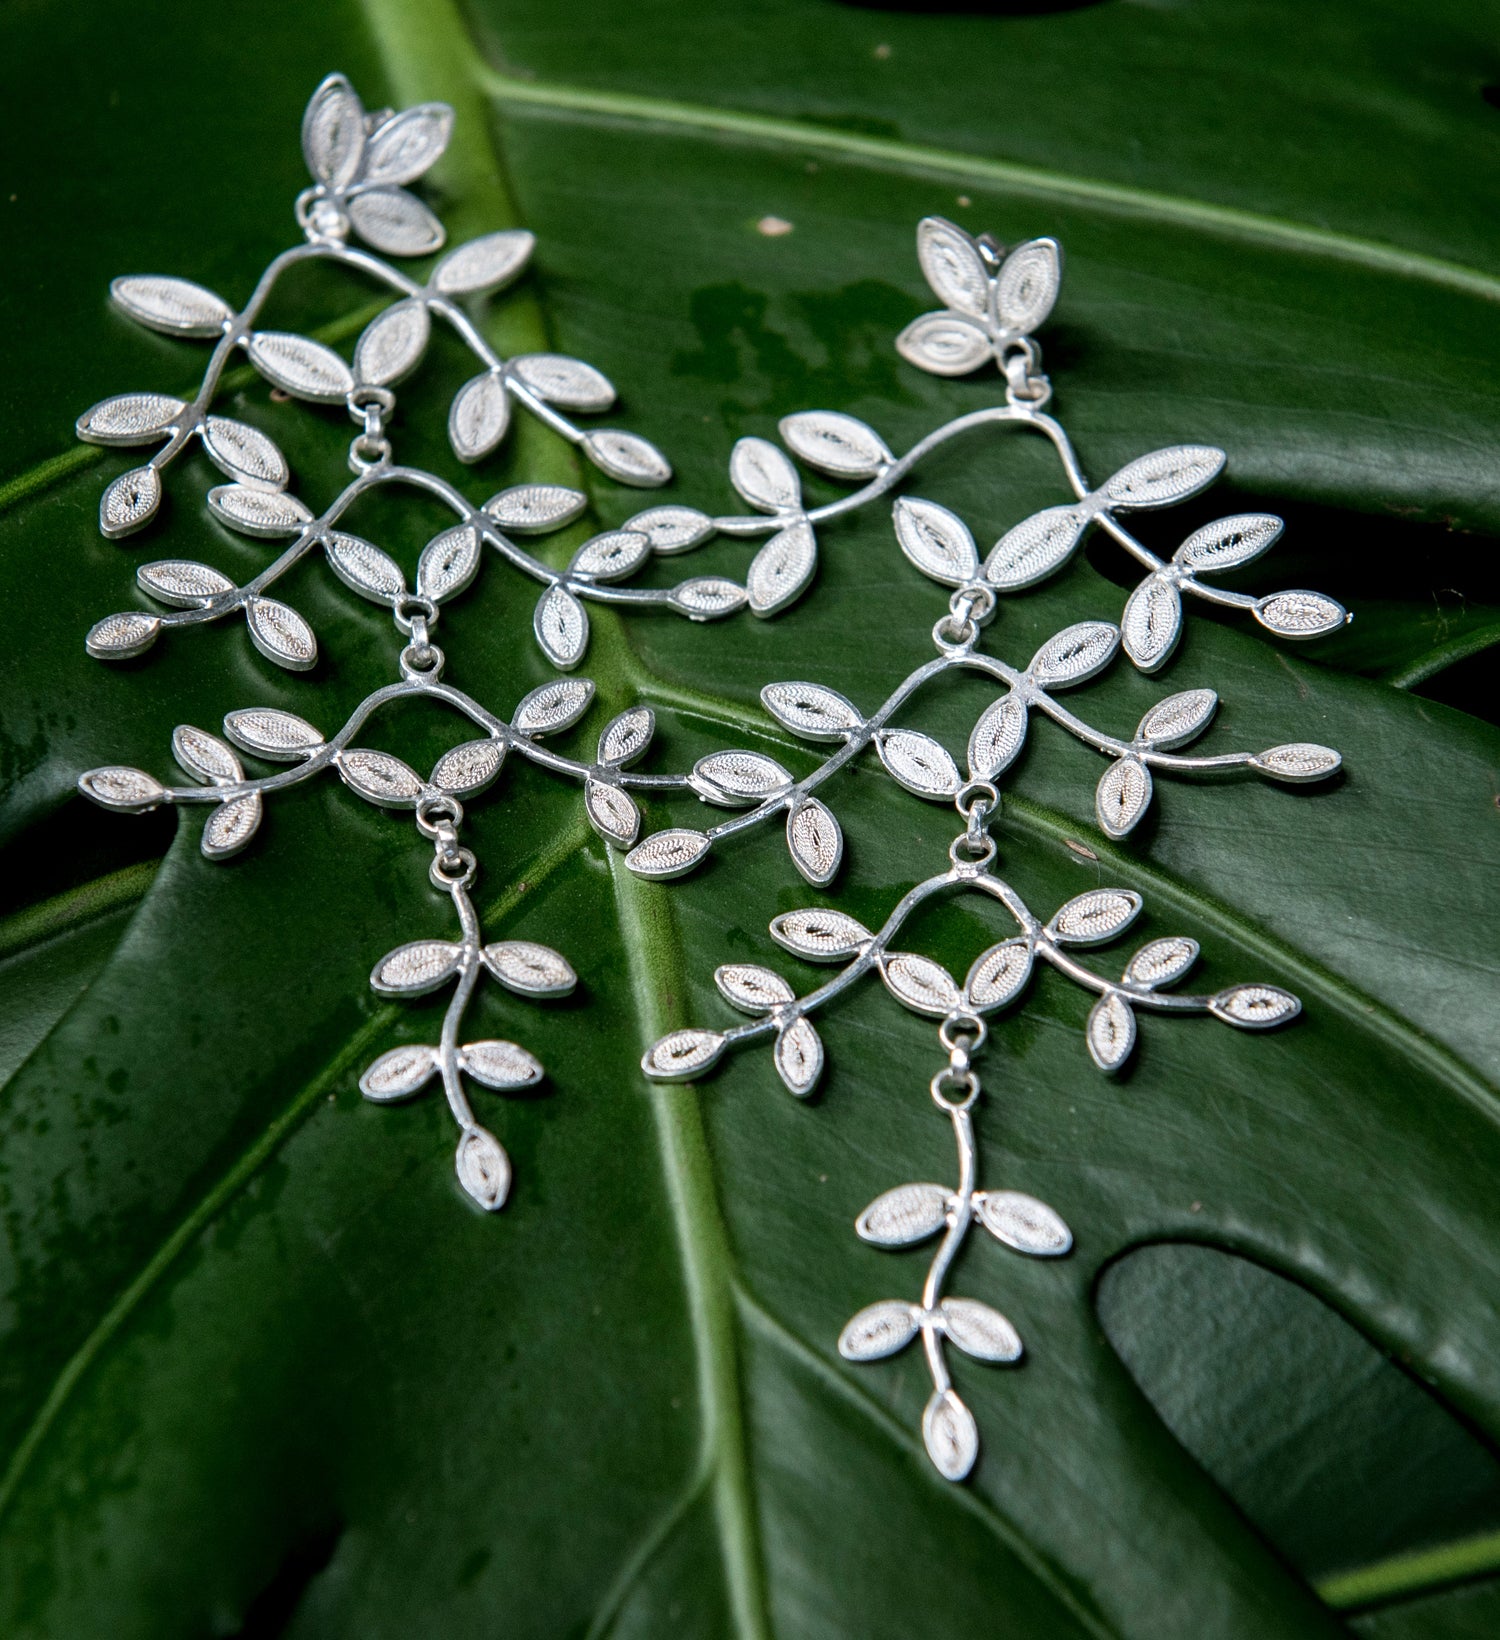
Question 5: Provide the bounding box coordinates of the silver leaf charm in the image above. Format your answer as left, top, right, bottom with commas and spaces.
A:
99, 466, 162, 539
449, 372, 511, 462
746, 520, 817, 616
731, 436, 801, 513
339, 748, 424, 807
360, 1045, 438, 1103
209, 485, 312, 539
597, 707, 654, 767
893, 497, 979, 586
880, 952, 961, 1017
714, 964, 795, 1014
201, 417, 288, 489
512, 679, 594, 737
1086, 991, 1137, 1072
769, 908, 872, 962
77, 393, 185, 446
1049, 889, 1142, 945
173, 724, 243, 785
761, 681, 862, 741
1121, 575, 1183, 673
353, 297, 430, 386
779, 411, 892, 479
964, 939, 1033, 1012
481, 941, 576, 997
1210, 984, 1301, 1028
484, 484, 587, 533
774, 1016, 823, 1097
461, 1040, 544, 1090
455, 1127, 510, 1211
584, 779, 640, 847
246, 331, 354, 402
111, 274, 232, 337
974, 1192, 1072, 1257
985, 504, 1087, 590
580, 429, 671, 487
876, 729, 960, 799
1095, 757, 1153, 839
786, 798, 843, 886
223, 708, 323, 761
1125, 937, 1199, 989
430, 230, 534, 297
246, 597, 317, 671
201, 792, 263, 860
371, 939, 463, 995
533, 584, 589, 669
968, 694, 1028, 781
625, 829, 712, 880
325, 532, 406, 603
641, 1028, 726, 1080
510, 354, 615, 411
691, 750, 792, 806
856, 1183, 951, 1247
139, 560, 234, 608
839, 1301, 920, 1362
430, 740, 505, 798
417, 524, 481, 603
922, 1389, 980, 1482
939, 1299, 1023, 1363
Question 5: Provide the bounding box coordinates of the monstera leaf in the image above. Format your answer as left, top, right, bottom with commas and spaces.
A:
2, 1, 1498, 1636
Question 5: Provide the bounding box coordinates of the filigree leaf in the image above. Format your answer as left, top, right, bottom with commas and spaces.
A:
481, 942, 577, 998
875, 729, 960, 798
569, 530, 650, 583
1255, 590, 1349, 638
371, 940, 463, 996
786, 798, 843, 886
1126, 937, 1200, 989
201, 417, 288, 489
301, 73, 364, 188
449, 372, 511, 462
641, 1029, 726, 1081
430, 230, 534, 296
460, 1041, 544, 1091
77, 393, 185, 446
895, 310, 991, 376
985, 504, 1088, 590
484, 484, 587, 533
1095, 757, 1154, 839
200, 793, 262, 860
417, 524, 481, 603
1137, 689, 1217, 749
1250, 743, 1343, 782
996, 238, 1062, 333
245, 597, 317, 671
584, 779, 641, 848
512, 679, 594, 737
670, 578, 748, 619
761, 681, 862, 741
915, 216, 990, 316
1027, 621, 1120, 690
510, 354, 615, 411
362, 102, 453, 185
892, 496, 979, 586
746, 520, 817, 616
325, 532, 406, 603
690, 750, 792, 806
208, 485, 313, 539
338, 748, 424, 807
99, 466, 162, 538
856, 1183, 951, 1247
353, 298, 430, 386
1103, 446, 1225, 510
779, 411, 892, 478
172, 725, 242, 785
245, 332, 354, 402
1087, 991, 1138, 1072
880, 952, 962, 1016
769, 909, 872, 962
624, 829, 712, 880
940, 1299, 1024, 1363
774, 1017, 824, 1097
77, 766, 165, 811
533, 584, 589, 669
430, 740, 505, 798
1175, 513, 1283, 572
110, 274, 232, 337
138, 560, 235, 608
730, 436, 802, 513
348, 188, 445, 257
223, 708, 324, 761
597, 707, 655, 767
923, 1390, 980, 1482
580, 430, 671, 487
714, 964, 795, 1014
1121, 575, 1183, 673
455, 1127, 510, 1212
965, 940, 1034, 1012
1210, 984, 1301, 1029
1049, 889, 1142, 946
85, 610, 161, 659
626, 506, 714, 554
839, 1301, 920, 1362
974, 1192, 1073, 1257
360, 1045, 438, 1103
968, 693, 1028, 781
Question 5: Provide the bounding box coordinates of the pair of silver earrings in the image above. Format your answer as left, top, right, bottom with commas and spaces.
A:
75, 74, 1346, 1482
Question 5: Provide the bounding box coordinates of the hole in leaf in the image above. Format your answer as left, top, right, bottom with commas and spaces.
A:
1097, 1243, 1500, 1602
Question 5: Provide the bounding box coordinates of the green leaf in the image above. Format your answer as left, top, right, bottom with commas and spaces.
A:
1, 0, 1498, 1634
